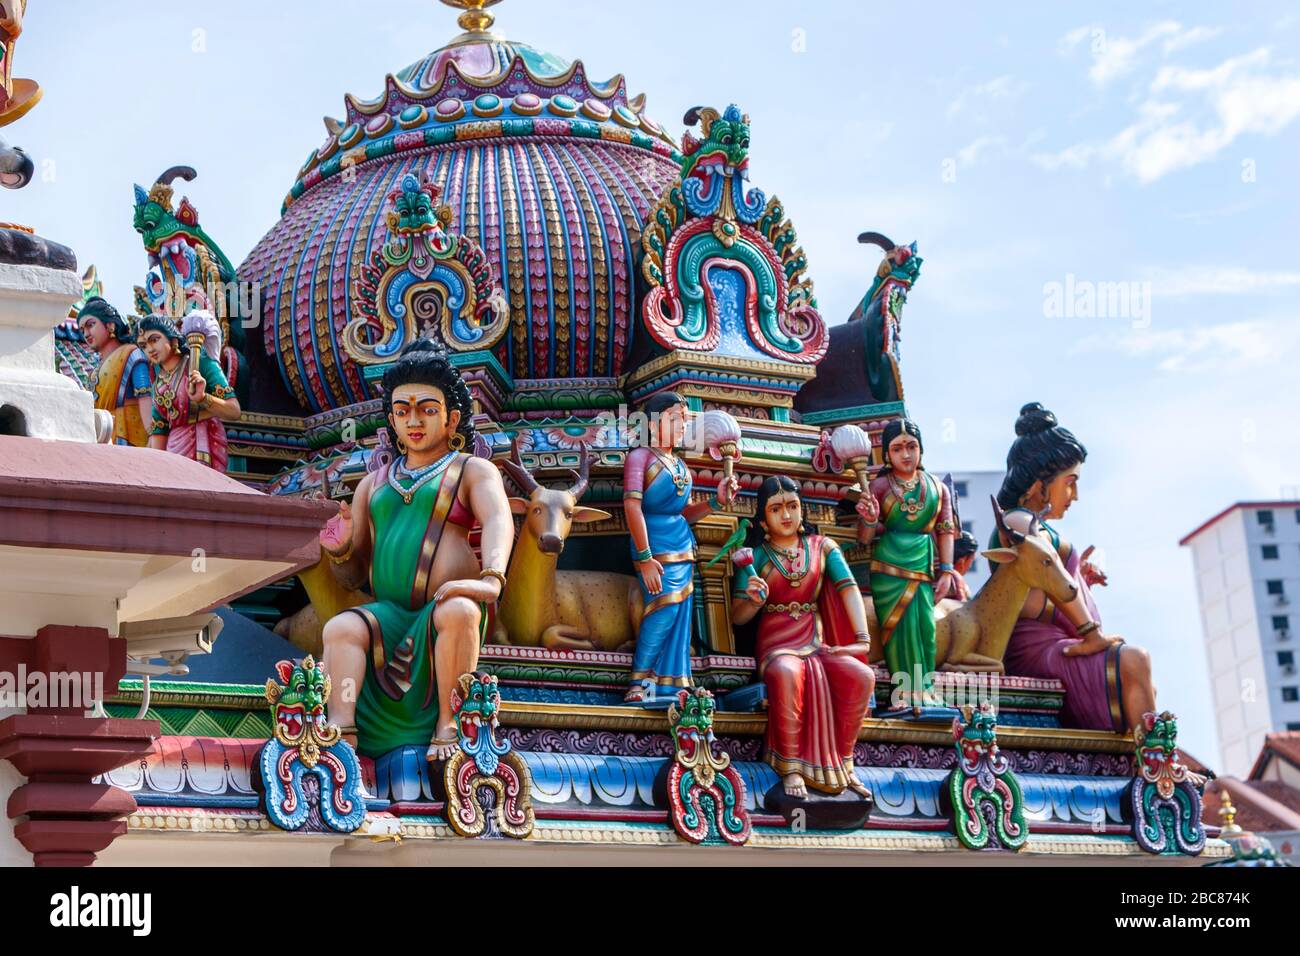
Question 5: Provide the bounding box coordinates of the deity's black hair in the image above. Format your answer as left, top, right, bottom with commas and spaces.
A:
79, 297, 132, 343
135, 314, 182, 348
879, 418, 924, 474
642, 391, 686, 416
745, 475, 817, 548
380, 339, 477, 449
954, 531, 979, 560
996, 402, 1087, 509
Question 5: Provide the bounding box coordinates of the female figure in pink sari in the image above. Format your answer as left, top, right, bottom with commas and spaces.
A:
137, 314, 241, 472
731, 476, 876, 799
991, 403, 1156, 735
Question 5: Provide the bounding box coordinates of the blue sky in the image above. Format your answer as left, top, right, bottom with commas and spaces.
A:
6, 1, 1299, 764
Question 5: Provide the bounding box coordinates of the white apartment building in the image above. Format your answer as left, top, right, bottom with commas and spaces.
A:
942, 469, 1004, 595
1181, 501, 1300, 777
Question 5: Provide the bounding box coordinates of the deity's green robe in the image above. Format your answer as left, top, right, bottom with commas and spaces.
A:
347, 457, 484, 758
869, 471, 940, 701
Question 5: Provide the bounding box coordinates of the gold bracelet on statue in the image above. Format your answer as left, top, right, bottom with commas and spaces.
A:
327, 541, 354, 564
1075, 620, 1099, 637
479, 568, 508, 593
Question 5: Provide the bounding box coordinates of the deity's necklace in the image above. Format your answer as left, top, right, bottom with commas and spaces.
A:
389, 449, 457, 505
651, 447, 689, 496
889, 470, 926, 517
156, 359, 187, 417
767, 537, 808, 587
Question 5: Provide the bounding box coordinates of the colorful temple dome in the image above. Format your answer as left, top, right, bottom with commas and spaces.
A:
239, 0, 682, 413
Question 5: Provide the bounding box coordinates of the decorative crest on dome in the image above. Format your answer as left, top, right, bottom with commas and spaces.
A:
344, 171, 507, 364
640, 104, 826, 364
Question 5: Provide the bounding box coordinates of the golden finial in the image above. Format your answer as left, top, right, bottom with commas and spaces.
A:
440, 0, 503, 35
1217, 792, 1242, 836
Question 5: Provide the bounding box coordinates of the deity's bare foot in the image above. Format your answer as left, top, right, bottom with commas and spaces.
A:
846, 776, 873, 800
425, 721, 460, 762
782, 772, 807, 799
623, 682, 648, 704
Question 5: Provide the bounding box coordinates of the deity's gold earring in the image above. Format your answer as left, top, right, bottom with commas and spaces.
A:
449, 432, 465, 452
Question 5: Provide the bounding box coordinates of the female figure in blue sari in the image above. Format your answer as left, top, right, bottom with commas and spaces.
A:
622, 393, 739, 703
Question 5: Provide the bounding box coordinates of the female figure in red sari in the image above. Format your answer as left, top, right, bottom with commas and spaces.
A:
136, 314, 241, 471
731, 476, 876, 799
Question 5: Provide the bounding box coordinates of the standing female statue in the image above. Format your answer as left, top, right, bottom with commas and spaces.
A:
80, 297, 152, 447
731, 476, 876, 799
855, 419, 959, 714
622, 392, 738, 703
136, 313, 241, 471
991, 402, 1156, 734
319, 340, 514, 760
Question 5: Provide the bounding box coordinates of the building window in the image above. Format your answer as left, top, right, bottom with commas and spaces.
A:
1267, 580, 1286, 596
954, 481, 969, 498
1263, 544, 1280, 560
1258, 510, 1275, 525
1275, 616, 1290, 630
1284, 687, 1299, 703
1280, 651, 1295, 667
1289, 722, 1300, 731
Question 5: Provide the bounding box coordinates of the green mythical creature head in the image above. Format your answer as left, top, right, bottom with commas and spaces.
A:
265, 655, 339, 768
385, 172, 454, 236
671, 686, 717, 737
450, 671, 502, 744
954, 702, 1000, 759
681, 104, 751, 176
677, 105, 766, 234
133, 167, 232, 269
1137, 710, 1179, 754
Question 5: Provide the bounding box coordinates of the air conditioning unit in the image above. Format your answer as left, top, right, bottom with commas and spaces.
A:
1262, 522, 1276, 535
1284, 664, 1297, 676
1277, 596, 1291, 607
1280, 629, 1292, 641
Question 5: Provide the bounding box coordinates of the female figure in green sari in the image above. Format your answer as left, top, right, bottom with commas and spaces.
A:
319, 340, 514, 761
856, 419, 958, 714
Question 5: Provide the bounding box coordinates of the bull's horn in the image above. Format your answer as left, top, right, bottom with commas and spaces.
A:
502, 433, 540, 495
991, 495, 1025, 545
566, 443, 593, 501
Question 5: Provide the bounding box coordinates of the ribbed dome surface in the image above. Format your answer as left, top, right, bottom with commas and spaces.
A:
238, 24, 682, 412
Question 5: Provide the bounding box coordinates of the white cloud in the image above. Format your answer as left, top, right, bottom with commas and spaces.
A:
1145, 266, 1300, 297
1035, 45, 1300, 182
946, 75, 1027, 122
1056, 21, 1222, 86
1070, 318, 1297, 373
955, 135, 1005, 167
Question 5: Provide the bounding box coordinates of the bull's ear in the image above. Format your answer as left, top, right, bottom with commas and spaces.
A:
509, 497, 530, 515
275, 660, 295, 684
981, 547, 1018, 565
572, 507, 612, 524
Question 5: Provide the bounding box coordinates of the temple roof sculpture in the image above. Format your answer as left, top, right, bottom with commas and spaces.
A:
239, 0, 682, 411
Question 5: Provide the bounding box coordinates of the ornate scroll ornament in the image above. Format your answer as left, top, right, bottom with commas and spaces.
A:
443, 671, 535, 839
258, 656, 367, 833
946, 704, 1028, 851
641, 105, 826, 364
1128, 710, 1205, 855
811, 429, 846, 474
666, 687, 752, 846
344, 172, 507, 363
